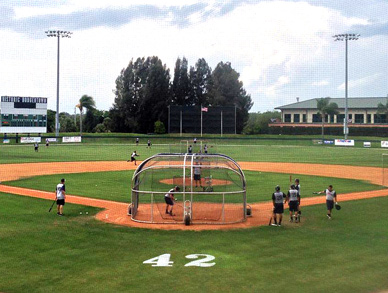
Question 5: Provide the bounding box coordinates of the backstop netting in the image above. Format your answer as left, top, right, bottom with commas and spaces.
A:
131, 153, 247, 225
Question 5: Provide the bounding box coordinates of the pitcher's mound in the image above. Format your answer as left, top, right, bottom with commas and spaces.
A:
160, 177, 233, 186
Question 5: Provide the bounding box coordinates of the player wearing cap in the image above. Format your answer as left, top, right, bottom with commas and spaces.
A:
188, 145, 193, 154
164, 186, 180, 216
286, 184, 300, 223
318, 185, 338, 219
271, 185, 285, 226
56, 178, 66, 216
135, 137, 139, 146
147, 140, 151, 149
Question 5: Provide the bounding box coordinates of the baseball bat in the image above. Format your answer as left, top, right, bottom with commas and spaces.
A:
48, 199, 56, 212
268, 216, 272, 226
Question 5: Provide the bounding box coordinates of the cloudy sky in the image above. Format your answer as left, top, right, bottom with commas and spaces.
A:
0, 0, 387, 114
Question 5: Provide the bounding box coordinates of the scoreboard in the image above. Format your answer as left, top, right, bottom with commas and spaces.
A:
0, 96, 48, 133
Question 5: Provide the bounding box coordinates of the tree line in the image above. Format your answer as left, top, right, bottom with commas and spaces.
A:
53, 56, 253, 134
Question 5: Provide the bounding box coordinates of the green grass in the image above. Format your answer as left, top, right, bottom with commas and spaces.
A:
3, 170, 383, 203
1, 142, 388, 166
0, 193, 387, 292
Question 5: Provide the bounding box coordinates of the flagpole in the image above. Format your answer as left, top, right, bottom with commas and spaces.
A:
201, 105, 203, 137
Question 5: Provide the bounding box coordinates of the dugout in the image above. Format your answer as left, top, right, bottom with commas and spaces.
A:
131, 153, 247, 225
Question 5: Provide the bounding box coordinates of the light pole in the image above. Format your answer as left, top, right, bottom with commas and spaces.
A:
333, 33, 360, 139
45, 30, 72, 137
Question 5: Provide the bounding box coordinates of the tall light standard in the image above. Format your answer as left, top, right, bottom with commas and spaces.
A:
333, 33, 360, 139
45, 30, 72, 137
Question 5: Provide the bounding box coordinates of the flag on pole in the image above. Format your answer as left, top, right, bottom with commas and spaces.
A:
201, 107, 208, 112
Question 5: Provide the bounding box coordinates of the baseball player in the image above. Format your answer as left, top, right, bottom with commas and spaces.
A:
164, 186, 180, 216
294, 178, 301, 222
147, 140, 151, 148
127, 151, 139, 165
193, 162, 202, 188
188, 145, 193, 154
286, 184, 300, 222
55, 178, 66, 216
34, 142, 39, 152
204, 144, 208, 154
317, 185, 338, 219
45, 138, 49, 147
135, 137, 139, 146
193, 138, 197, 144
271, 185, 286, 226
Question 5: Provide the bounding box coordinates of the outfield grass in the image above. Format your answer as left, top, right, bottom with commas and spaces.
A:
0, 193, 387, 292
3, 170, 383, 203
1, 142, 388, 166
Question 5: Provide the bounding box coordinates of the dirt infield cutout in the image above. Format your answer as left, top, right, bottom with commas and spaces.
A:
1, 161, 388, 230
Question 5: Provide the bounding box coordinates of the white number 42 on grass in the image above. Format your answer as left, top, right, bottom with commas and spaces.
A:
143, 254, 215, 267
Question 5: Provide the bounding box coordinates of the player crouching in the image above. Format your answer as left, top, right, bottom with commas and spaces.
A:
164, 186, 180, 216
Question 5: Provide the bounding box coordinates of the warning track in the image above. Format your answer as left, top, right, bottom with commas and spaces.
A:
1, 161, 387, 230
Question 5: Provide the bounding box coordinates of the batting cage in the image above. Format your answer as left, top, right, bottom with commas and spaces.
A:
130, 153, 247, 225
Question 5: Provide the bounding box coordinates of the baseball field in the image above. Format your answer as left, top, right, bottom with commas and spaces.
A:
1, 135, 388, 292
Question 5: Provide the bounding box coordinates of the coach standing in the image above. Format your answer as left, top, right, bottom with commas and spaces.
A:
318, 185, 338, 219
56, 178, 66, 216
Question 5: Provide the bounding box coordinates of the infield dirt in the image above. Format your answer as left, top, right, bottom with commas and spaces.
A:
1, 161, 387, 230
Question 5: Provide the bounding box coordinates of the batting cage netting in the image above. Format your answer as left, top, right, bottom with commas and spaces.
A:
131, 153, 247, 225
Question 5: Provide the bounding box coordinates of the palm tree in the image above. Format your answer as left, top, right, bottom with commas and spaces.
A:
316, 97, 339, 140
77, 95, 96, 135
376, 99, 388, 123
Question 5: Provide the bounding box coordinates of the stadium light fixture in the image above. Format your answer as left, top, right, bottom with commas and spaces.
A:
45, 30, 73, 137
333, 33, 360, 139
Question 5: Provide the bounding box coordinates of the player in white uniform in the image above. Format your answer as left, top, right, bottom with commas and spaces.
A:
286, 185, 300, 223
318, 185, 338, 219
56, 178, 66, 216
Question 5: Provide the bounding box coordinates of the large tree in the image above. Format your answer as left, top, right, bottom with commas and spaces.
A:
77, 95, 95, 135
171, 57, 191, 105
316, 97, 339, 140
110, 56, 171, 133
189, 58, 212, 106
207, 62, 253, 133
376, 99, 388, 123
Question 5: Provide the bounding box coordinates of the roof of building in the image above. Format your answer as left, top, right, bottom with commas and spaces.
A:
276, 97, 388, 110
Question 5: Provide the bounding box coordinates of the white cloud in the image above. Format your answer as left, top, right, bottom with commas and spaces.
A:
338, 73, 383, 90
312, 80, 329, 86
2, 0, 387, 115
